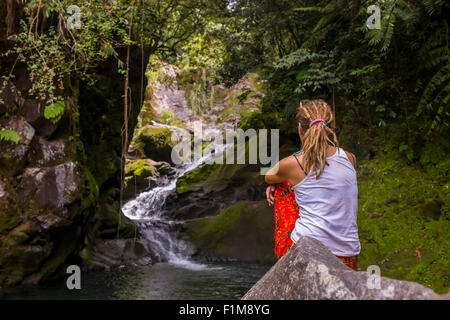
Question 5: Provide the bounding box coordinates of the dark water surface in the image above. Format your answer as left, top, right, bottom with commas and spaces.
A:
0, 262, 271, 300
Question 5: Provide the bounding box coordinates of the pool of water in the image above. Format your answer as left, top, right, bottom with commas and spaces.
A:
0, 262, 271, 300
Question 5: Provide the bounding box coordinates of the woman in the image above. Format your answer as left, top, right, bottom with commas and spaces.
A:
265, 99, 360, 270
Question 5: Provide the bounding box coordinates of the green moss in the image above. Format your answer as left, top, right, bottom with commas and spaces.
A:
79, 167, 99, 212
0, 204, 22, 235
239, 110, 280, 130
79, 246, 91, 264
188, 201, 246, 245
136, 101, 157, 128
247, 72, 266, 92
357, 152, 449, 294
185, 200, 276, 263
129, 125, 174, 162
176, 163, 220, 194
157, 111, 175, 125
126, 159, 157, 177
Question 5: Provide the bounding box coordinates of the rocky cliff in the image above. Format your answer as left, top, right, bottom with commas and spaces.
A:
0, 2, 152, 286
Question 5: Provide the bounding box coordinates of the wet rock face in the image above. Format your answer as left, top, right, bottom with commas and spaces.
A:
94, 187, 136, 239
87, 239, 158, 271
0, 161, 85, 286
242, 237, 441, 300
20, 162, 80, 212
0, 81, 21, 114
0, 19, 149, 285
27, 137, 67, 167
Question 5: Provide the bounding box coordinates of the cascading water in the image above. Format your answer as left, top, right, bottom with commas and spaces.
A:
122, 142, 228, 271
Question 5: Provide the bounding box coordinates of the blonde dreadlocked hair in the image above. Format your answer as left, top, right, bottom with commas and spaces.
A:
296, 99, 339, 179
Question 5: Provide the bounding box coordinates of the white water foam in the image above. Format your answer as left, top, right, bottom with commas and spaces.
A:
122, 143, 228, 271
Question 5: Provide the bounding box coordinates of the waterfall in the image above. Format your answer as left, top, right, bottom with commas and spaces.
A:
122, 142, 228, 270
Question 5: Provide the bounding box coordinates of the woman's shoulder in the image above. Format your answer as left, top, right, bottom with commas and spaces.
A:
341, 148, 356, 168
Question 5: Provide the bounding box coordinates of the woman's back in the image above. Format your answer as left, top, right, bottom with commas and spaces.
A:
290, 148, 360, 256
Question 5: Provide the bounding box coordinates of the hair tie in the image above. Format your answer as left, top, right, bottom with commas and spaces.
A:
309, 119, 326, 128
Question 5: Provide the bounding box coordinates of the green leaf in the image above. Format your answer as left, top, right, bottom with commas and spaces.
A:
399, 144, 408, 152
44, 101, 65, 124
0, 129, 20, 144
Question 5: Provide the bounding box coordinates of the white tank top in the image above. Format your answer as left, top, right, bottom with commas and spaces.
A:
290, 148, 361, 256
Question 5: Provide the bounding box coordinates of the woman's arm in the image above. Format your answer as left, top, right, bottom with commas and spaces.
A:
265, 157, 291, 185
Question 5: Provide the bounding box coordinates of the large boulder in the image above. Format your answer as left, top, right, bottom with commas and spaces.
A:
242, 237, 443, 300
128, 125, 175, 163
85, 238, 158, 271
182, 200, 276, 263
19, 162, 80, 215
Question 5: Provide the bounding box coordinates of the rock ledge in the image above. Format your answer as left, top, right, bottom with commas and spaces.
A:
243, 237, 444, 300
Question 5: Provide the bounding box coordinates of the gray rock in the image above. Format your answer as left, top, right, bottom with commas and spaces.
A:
0, 117, 35, 176
20, 162, 80, 212
0, 81, 20, 114
242, 237, 442, 300
28, 137, 67, 167
20, 100, 58, 138
0, 179, 7, 200
88, 238, 158, 271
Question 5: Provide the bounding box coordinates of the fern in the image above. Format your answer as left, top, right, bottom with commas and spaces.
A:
301, 0, 347, 50
416, 18, 450, 135
44, 101, 65, 124
365, 0, 419, 51
422, 0, 450, 16
417, 65, 450, 115
0, 129, 20, 144
292, 7, 322, 13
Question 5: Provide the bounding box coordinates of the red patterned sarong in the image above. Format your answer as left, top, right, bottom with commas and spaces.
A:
273, 181, 358, 270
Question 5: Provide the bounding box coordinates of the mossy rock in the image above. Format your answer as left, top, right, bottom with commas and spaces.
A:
95, 187, 136, 239
176, 163, 221, 194
123, 159, 170, 199
126, 159, 159, 177
78, 166, 99, 213
0, 199, 22, 235
183, 200, 276, 263
129, 125, 174, 163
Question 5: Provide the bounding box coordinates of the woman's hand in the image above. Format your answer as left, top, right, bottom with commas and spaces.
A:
266, 185, 276, 206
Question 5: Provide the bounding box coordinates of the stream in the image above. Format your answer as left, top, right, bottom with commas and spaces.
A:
0, 262, 269, 300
